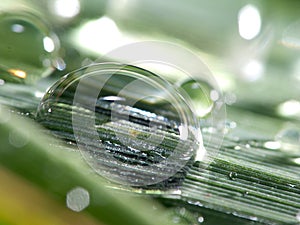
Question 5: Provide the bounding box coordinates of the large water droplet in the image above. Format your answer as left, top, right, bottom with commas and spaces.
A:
37, 63, 203, 186
0, 11, 60, 84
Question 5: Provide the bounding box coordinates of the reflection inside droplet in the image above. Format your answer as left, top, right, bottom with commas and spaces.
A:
37, 63, 202, 186
178, 79, 214, 118
0, 11, 60, 84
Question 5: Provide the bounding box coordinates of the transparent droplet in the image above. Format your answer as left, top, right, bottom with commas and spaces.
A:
37, 63, 202, 186
243, 191, 249, 197
66, 187, 90, 212
178, 79, 214, 118
197, 216, 204, 223
228, 172, 238, 180
275, 127, 300, 155
9, 130, 28, 148
0, 11, 60, 84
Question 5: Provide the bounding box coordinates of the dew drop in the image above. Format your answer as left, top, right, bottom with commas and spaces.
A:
9, 130, 28, 148
228, 172, 238, 180
197, 216, 204, 223
0, 11, 60, 84
275, 127, 300, 155
36, 63, 202, 186
243, 191, 249, 197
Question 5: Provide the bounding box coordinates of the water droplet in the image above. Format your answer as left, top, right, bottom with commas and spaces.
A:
37, 63, 202, 186
197, 216, 204, 223
187, 200, 203, 207
277, 100, 300, 118
243, 191, 249, 197
9, 130, 28, 148
178, 79, 214, 118
66, 187, 90, 212
228, 172, 238, 180
0, 11, 60, 84
275, 127, 300, 155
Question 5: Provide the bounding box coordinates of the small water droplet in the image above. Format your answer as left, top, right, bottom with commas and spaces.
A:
275, 127, 300, 155
66, 187, 90, 212
172, 216, 181, 224
0, 11, 60, 84
243, 191, 249, 197
179, 207, 186, 215
9, 130, 28, 148
187, 200, 203, 207
228, 172, 238, 180
249, 216, 258, 221
197, 216, 204, 223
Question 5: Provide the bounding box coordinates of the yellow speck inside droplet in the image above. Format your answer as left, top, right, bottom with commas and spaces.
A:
8, 69, 27, 79
129, 129, 140, 137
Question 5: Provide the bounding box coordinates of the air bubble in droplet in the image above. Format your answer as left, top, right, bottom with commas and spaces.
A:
36, 63, 202, 186
228, 172, 238, 180
0, 11, 60, 84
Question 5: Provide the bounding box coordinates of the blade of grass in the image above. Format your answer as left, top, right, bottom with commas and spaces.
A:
0, 104, 174, 225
